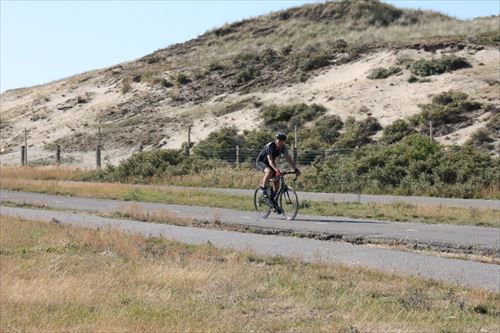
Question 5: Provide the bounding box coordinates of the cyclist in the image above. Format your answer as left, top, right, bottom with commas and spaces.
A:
256, 132, 301, 213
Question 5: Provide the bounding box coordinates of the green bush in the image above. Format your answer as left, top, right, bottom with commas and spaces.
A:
192, 127, 245, 162
410, 91, 483, 135
85, 149, 216, 182
333, 117, 381, 149
466, 129, 495, 151
382, 119, 413, 144
261, 48, 278, 65
410, 55, 471, 77
315, 115, 344, 144
306, 134, 499, 198
261, 103, 327, 132
300, 53, 331, 71
367, 66, 401, 79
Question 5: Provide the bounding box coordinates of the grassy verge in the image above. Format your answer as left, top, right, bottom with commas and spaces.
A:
1, 178, 499, 228
1, 215, 498, 332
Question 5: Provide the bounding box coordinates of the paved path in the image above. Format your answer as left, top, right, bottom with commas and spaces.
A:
1, 190, 499, 255
1, 205, 498, 292
9, 180, 500, 209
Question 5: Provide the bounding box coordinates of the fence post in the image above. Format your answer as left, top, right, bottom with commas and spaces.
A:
21, 146, 25, 166
96, 126, 102, 169
293, 124, 298, 163
24, 128, 28, 165
96, 145, 101, 169
185, 126, 191, 156
56, 145, 61, 165
236, 145, 240, 167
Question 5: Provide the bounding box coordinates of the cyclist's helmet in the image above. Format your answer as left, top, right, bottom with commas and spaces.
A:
276, 132, 287, 141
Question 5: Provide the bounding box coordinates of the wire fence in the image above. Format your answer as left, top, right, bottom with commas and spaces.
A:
191, 147, 354, 166
18, 143, 355, 169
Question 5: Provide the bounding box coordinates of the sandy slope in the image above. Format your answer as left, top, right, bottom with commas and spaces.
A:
1, 46, 498, 168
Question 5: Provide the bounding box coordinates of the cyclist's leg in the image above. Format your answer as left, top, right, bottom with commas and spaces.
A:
256, 161, 273, 189
271, 178, 279, 197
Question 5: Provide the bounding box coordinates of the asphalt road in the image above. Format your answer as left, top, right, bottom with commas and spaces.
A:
1, 205, 499, 292
1, 190, 498, 254
17, 180, 500, 209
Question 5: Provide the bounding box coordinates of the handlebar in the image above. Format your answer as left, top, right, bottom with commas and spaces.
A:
276, 171, 299, 181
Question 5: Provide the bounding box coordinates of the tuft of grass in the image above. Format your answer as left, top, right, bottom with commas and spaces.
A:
121, 77, 132, 94
367, 66, 401, 79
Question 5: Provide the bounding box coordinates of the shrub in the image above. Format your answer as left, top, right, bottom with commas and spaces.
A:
334, 117, 381, 149
261, 103, 327, 132
192, 127, 245, 162
466, 129, 494, 151
367, 66, 401, 79
410, 91, 483, 136
86, 149, 215, 182
410, 55, 471, 77
382, 119, 413, 144
299, 53, 331, 71
280, 45, 292, 56
175, 73, 191, 85
235, 65, 258, 83
261, 48, 278, 65
208, 62, 226, 72
240, 129, 275, 162
315, 115, 344, 144
233, 52, 260, 68
306, 134, 500, 198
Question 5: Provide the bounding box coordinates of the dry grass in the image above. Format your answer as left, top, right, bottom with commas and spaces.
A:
0, 165, 91, 181
181, 13, 499, 71
1, 178, 499, 228
104, 203, 196, 227
1, 215, 498, 332
163, 166, 261, 189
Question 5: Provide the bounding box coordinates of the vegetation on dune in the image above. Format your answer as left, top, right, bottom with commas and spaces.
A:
410, 91, 485, 137
367, 66, 402, 79
306, 134, 500, 198
110, 0, 497, 106
77, 114, 498, 198
261, 103, 327, 132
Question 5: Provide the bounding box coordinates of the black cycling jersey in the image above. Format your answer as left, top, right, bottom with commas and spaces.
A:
257, 141, 288, 165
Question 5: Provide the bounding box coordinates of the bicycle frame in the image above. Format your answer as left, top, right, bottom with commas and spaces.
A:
271, 172, 297, 201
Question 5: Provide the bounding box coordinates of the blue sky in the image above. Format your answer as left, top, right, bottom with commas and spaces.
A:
1, 1, 499, 93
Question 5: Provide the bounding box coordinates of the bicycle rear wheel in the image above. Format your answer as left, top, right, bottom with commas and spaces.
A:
279, 186, 299, 220
254, 187, 272, 219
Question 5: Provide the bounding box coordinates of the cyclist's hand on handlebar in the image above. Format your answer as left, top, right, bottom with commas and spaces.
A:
275, 169, 281, 177
294, 168, 301, 177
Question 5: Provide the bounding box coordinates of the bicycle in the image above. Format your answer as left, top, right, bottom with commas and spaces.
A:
253, 171, 299, 220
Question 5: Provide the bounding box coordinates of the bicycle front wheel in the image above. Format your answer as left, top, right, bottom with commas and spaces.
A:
279, 186, 299, 220
254, 187, 272, 219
